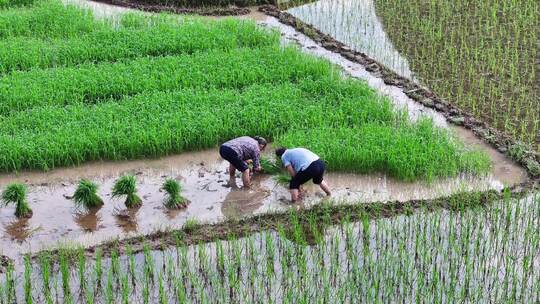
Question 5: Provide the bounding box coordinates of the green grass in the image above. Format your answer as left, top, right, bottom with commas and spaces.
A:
276, 120, 491, 181
374, 0, 539, 150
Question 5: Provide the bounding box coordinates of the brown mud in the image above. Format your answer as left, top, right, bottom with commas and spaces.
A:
258, 5, 540, 179
89, 0, 251, 16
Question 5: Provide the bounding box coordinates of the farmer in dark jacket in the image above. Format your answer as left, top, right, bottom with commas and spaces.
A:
219, 136, 267, 188
275, 147, 331, 202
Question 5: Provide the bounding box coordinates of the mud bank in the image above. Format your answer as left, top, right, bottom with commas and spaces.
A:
258, 5, 540, 179
89, 0, 251, 16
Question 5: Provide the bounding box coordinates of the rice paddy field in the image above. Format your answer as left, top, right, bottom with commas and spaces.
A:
0, 0, 538, 303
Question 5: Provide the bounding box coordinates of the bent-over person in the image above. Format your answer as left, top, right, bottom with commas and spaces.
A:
275, 147, 331, 202
219, 136, 267, 188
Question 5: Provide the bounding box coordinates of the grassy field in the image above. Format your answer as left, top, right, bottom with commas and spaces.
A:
2, 194, 538, 303
0, 0, 489, 179
374, 0, 539, 150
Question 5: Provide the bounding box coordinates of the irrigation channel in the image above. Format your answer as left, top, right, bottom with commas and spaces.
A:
0, 0, 537, 303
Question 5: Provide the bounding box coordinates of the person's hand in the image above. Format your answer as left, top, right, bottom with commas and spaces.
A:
246, 159, 253, 164
254, 166, 262, 172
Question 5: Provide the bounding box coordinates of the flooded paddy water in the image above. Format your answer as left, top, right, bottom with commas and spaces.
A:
2, 195, 538, 303
0, 0, 529, 261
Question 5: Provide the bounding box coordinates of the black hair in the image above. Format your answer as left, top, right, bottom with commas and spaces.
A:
275, 147, 287, 157
253, 136, 267, 147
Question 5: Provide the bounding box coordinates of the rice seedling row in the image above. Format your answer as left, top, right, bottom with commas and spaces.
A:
0, 46, 334, 115
372, 0, 539, 150
0, 80, 489, 179
1, 194, 537, 303
0, 18, 278, 74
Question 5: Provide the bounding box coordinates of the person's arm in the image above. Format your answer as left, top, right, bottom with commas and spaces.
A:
252, 151, 261, 171
286, 165, 296, 177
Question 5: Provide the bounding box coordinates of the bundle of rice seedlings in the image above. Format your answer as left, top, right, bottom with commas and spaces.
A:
260, 157, 282, 175
1, 183, 32, 218
112, 175, 142, 208
162, 179, 188, 209
72, 179, 103, 209
274, 173, 291, 186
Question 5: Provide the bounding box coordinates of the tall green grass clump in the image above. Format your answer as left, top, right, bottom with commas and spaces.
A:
112, 175, 141, 208
162, 179, 188, 209
260, 157, 282, 175
1, 183, 32, 218
73, 179, 104, 209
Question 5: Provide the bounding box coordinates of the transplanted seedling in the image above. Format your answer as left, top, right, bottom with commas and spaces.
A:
112, 175, 142, 208
162, 179, 189, 209
1, 183, 32, 218
73, 179, 103, 209
274, 173, 291, 186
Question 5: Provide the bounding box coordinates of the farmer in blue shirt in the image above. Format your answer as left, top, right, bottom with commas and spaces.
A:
275, 147, 331, 202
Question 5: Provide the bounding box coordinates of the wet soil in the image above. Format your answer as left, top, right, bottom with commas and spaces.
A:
89, 0, 251, 16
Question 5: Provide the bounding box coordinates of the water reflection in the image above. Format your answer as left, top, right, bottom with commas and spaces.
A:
288, 0, 414, 79
114, 205, 142, 233
74, 206, 103, 232
221, 176, 270, 220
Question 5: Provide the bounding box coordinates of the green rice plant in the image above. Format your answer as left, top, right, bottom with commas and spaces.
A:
0, 18, 279, 75
112, 175, 142, 208
183, 218, 199, 233
162, 179, 188, 209
0, 0, 36, 9
0, 46, 335, 115
1, 183, 32, 218
260, 157, 282, 175
274, 173, 291, 186
0, 0, 106, 39
276, 121, 491, 181
72, 179, 103, 209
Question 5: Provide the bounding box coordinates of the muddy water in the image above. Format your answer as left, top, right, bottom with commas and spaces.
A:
0, 143, 527, 260
288, 0, 415, 79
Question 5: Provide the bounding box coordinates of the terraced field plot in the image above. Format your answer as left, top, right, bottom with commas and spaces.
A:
0, 0, 537, 303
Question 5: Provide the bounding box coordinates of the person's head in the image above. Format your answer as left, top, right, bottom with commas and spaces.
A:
275, 147, 287, 158
253, 136, 267, 151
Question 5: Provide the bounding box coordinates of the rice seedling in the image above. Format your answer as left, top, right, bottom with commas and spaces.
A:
72, 179, 104, 209
183, 218, 199, 233
290, 0, 539, 151
260, 157, 282, 175
7, 194, 531, 302
112, 175, 142, 208
276, 122, 492, 181
1, 183, 32, 218
0, 0, 36, 8
161, 179, 189, 209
